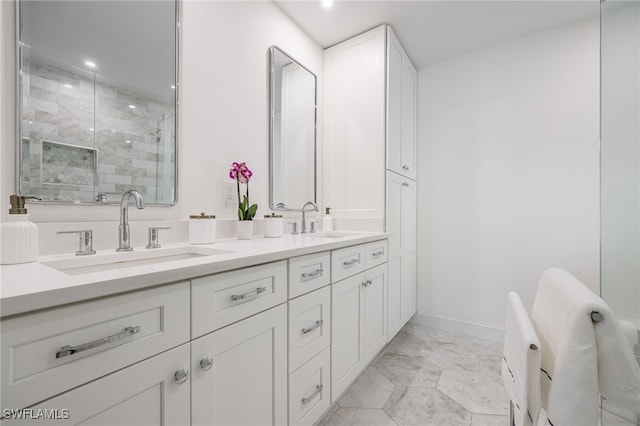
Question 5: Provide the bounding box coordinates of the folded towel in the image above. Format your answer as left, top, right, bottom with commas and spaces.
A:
531, 268, 640, 426
502, 292, 542, 426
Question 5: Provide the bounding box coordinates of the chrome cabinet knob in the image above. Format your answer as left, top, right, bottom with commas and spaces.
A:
174, 369, 189, 385
200, 357, 214, 372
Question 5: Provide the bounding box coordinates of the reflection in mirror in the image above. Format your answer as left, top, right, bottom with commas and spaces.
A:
269, 46, 317, 211
18, 1, 178, 205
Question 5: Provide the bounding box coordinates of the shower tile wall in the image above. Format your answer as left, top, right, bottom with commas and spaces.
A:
21, 62, 175, 204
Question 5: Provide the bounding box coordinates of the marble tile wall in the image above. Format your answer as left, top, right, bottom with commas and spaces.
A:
20, 61, 175, 204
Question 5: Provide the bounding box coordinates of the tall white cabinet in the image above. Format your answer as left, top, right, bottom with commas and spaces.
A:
324, 25, 417, 341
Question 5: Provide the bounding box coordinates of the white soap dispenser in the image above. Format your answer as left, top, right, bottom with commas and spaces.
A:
1, 195, 40, 265
323, 207, 333, 232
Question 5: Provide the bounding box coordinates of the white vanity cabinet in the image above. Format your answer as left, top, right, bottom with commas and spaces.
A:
331, 243, 388, 403
191, 304, 287, 426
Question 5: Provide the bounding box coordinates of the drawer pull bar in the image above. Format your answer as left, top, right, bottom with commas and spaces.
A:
301, 384, 323, 405
371, 250, 384, 258
301, 269, 323, 280
55, 326, 141, 359
342, 258, 360, 267
230, 286, 267, 301
301, 320, 323, 335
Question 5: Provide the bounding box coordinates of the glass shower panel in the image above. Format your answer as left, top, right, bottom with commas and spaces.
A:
601, 1, 640, 424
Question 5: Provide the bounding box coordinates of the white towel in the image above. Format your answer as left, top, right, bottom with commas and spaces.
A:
531, 268, 640, 426
502, 292, 542, 426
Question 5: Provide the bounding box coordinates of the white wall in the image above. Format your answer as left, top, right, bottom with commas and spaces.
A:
0, 1, 323, 252
415, 17, 600, 335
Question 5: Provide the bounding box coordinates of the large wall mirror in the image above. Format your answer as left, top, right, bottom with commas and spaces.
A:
269, 46, 317, 211
17, 1, 178, 205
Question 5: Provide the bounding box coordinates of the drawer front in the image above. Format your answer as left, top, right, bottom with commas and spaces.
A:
288, 347, 331, 426
288, 252, 331, 299
365, 240, 388, 269
331, 244, 366, 282
1, 282, 190, 410
191, 261, 287, 337
288, 286, 331, 373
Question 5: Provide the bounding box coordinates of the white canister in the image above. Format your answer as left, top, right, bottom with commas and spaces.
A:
263, 214, 283, 238
189, 213, 216, 244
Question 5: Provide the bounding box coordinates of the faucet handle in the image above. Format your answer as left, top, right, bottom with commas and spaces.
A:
310, 221, 317, 234
289, 222, 298, 235
146, 227, 171, 249
57, 230, 96, 256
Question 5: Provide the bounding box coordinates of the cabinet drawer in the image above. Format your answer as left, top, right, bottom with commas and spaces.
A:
289, 347, 331, 426
191, 261, 287, 337
289, 251, 331, 299
331, 245, 366, 282
288, 286, 331, 373
1, 282, 190, 410
365, 240, 388, 269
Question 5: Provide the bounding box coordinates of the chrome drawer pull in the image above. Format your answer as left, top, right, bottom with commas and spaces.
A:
230, 286, 267, 301
55, 326, 141, 359
402, 182, 409, 187
200, 357, 214, 372
301, 384, 323, 405
301, 269, 323, 280
301, 320, 323, 335
342, 258, 360, 267
402, 165, 409, 170
361, 279, 372, 288
371, 250, 384, 258
174, 369, 189, 385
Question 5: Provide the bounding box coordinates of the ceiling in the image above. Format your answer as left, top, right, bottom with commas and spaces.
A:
274, 0, 601, 69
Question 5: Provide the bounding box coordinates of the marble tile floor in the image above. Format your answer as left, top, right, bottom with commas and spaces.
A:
318, 323, 510, 426
318, 323, 639, 426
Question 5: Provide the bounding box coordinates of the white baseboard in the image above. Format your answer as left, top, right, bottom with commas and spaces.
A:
410, 312, 505, 343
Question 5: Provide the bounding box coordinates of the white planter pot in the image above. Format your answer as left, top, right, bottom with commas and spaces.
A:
236, 220, 254, 240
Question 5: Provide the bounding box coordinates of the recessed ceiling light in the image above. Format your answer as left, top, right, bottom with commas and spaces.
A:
128, 105, 136, 109
125, 140, 132, 144
322, 0, 334, 8
84, 60, 96, 68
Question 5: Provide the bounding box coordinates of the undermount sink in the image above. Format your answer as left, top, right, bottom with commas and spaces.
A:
42, 246, 232, 276
305, 232, 350, 239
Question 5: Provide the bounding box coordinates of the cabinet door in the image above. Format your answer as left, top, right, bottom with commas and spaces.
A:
387, 256, 403, 341
191, 304, 287, 426
400, 177, 416, 253
401, 252, 417, 324
387, 27, 403, 175
401, 55, 417, 180
2, 344, 191, 426
363, 264, 387, 364
386, 171, 416, 256
331, 273, 366, 403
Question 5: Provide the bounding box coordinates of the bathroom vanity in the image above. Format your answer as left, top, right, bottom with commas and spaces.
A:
0, 232, 407, 425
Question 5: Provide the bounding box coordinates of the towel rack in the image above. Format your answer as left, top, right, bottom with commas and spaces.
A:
590, 311, 603, 322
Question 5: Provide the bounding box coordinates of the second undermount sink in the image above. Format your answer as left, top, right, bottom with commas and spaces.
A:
43, 246, 232, 276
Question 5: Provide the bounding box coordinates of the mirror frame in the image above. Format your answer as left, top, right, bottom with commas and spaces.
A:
15, 0, 180, 206
268, 45, 317, 212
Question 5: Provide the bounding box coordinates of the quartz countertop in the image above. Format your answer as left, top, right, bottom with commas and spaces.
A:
0, 231, 388, 317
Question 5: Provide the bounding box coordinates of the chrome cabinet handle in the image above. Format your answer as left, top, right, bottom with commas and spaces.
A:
174, 369, 189, 385
361, 279, 372, 288
200, 357, 214, 372
342, 258, 360, 267
301, 320, 323, 335
371, 250, 384, 258
402, 165, 409, 170
402, 182, 409, 187
56, 326, 141, 359
301, 384, 323, 405
231, 286, 267, 301
301, 269, 323, 280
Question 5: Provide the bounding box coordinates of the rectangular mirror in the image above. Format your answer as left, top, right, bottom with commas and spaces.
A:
269, 46, 317, 211
17, 0, 178, 205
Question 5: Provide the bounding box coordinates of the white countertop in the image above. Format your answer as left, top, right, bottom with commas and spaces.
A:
0, 232, 388, 318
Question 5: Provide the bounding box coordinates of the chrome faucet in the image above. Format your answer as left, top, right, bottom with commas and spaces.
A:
117, 190, 144, 251
301, 201, 318, 234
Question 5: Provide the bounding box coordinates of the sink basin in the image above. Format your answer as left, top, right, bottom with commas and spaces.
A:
43, 246, 232, 276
